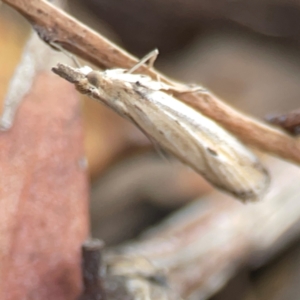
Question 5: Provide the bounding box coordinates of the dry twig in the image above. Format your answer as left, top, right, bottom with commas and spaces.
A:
3, 0, 300, 165
79, 239, 106, 300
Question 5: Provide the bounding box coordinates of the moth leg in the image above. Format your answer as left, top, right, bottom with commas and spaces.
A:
155, 73, 162, 83
125, 113, 171, 162
146, 49, 159, 69
49, 42, 81, 68
127, 49, 159, 74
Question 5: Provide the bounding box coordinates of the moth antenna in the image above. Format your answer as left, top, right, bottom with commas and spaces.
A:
49, 42, 81, 68
127, 49, 159, 74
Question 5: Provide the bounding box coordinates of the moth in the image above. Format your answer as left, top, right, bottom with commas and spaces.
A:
52, 50, 269, 202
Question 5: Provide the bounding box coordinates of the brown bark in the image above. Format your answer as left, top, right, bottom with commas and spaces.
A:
0, 31, 89, 300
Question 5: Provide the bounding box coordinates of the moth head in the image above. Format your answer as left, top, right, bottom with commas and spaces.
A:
75, 71, 106, 96
86, 71, 102, 88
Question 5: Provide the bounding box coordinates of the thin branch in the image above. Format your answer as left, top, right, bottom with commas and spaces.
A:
3, 0, 300, 165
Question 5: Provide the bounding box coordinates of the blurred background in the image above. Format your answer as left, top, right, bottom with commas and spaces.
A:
1, 0, 300, 299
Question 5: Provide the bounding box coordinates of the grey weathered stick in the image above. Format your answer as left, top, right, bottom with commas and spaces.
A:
105, 157, 300, 300
3, 0, 300, 165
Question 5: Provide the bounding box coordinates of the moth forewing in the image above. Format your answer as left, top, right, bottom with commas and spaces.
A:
52, 64, 270, 202
122, 85, 269, 201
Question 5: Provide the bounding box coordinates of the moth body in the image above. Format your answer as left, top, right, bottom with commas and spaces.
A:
54, 64, 270, 202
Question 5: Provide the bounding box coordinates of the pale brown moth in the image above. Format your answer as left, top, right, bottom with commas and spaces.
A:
52, 50, 270, 202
